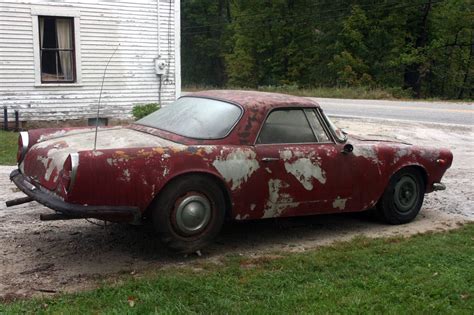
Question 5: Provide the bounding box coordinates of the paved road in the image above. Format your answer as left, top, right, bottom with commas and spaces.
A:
310, 97, 473, 126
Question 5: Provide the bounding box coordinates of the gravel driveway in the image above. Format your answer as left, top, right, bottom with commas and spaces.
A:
0, 117, 472, 301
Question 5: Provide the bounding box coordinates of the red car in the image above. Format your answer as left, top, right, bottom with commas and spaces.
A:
8, 90, 452, 252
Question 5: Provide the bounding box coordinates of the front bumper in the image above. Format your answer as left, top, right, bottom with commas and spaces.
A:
9, 169, 141, 223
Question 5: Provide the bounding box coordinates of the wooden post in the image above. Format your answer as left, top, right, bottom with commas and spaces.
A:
3, 106, 8, 131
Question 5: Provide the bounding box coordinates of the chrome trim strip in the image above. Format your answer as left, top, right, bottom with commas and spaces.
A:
432, 183, 446, 191
19, 131, 29, 163
68, 153, 79, 192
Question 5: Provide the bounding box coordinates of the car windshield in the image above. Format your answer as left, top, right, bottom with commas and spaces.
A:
321, 110, 347, 142
136, 97, 242, 139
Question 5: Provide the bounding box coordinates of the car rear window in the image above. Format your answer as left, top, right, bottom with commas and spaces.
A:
136, 97, 242, 139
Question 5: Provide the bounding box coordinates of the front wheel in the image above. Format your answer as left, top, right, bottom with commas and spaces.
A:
152, 175, 226, 253
376, 168, 425, 224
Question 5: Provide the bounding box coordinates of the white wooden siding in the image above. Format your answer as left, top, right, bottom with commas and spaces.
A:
0, 0, 180, 121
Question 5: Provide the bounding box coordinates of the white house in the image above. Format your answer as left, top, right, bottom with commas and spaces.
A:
0, 0, 180, 125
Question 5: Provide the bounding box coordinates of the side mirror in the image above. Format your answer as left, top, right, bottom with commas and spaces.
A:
342, 143, 354, 155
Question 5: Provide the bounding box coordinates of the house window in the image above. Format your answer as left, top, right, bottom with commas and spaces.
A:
39, 16, 75, 83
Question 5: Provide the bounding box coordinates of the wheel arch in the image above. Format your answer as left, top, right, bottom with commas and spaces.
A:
144, 171, 233, 220
393, 164, 428, 189
373, 164, 428, 208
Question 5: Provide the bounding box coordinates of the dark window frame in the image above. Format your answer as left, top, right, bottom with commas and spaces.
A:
39, 15, 76, 84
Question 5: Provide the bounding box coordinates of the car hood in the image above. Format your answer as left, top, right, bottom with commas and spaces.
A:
21, 127, 183, 189
347, 133, 412, 145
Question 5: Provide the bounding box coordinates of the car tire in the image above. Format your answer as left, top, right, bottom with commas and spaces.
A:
152, 175, 226, 253
376, 167, 425, 224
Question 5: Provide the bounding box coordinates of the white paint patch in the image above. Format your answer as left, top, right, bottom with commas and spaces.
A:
38, 130, 67, 143
284, 158, 326, 190
121, 169, 131, 182
262, 179, 299, 218
393, 147, 411, 164
250, 204, 256, 211
235, 214, 250, 220
202, 146, 215, 154
212, 149, 260, 190
37, 146, 77, 182
419, 149, 440, 162
92, 151, 104, 156
163, 166, 170, 177
265, 167, 272, 174
280, 150, 293, 160
332, 196, 347, 210
353, 146, 378, 161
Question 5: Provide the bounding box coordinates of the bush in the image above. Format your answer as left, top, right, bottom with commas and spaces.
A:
132, 103, 160, 120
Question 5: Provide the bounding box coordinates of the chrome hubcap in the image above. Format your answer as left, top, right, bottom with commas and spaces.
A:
175, 195, 211, 235
394, 175, 418, 212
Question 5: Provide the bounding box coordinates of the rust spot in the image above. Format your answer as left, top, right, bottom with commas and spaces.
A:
153, 147, 166, 154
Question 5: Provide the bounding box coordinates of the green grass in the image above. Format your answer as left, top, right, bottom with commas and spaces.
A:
2, 224, 473, 314
0, 130, 18, 165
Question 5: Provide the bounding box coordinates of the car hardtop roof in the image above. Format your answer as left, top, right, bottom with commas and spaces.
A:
184, 90, 320, 110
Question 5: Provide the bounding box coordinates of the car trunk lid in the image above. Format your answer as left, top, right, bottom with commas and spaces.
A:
21, 127, 183, 190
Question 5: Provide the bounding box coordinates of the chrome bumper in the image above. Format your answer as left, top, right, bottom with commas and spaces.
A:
8, 169, 141, 223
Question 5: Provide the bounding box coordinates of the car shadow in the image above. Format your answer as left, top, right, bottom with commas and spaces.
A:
36, 211, 383, 268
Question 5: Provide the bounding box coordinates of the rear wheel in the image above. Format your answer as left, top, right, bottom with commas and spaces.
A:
152, 175, 226, 253
377, 168, 425, 224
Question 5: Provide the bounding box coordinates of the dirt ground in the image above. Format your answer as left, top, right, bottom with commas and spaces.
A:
0, 118, 472, 301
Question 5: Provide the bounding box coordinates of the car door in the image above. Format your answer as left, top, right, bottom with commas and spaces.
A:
254, 108, 360, 218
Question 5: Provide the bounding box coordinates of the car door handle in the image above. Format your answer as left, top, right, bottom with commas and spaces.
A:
262, 157, 280, 162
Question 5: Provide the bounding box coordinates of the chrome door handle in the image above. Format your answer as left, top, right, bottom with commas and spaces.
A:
262, 157, 280, 162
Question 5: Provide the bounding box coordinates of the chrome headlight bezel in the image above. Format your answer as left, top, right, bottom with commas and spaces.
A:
18, 131, 29, 164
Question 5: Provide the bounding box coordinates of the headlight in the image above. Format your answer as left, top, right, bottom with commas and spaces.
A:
17, 132, 29, 164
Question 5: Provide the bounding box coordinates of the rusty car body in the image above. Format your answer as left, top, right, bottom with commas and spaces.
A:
8, 90, 453, 252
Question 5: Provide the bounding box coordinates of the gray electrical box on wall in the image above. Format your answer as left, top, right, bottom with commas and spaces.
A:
154, 58, 167, 75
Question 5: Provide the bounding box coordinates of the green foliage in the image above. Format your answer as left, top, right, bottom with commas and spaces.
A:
0, 131, 18, 165
2, 225, 473, 313
131, 103, 160, 120
181, 0, 473, 100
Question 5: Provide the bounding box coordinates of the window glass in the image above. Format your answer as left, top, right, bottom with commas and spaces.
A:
305, 109, 330, 142
257, 109, 316, 144
137, 97, 242, 139
39, 16, 75, 82
321, 110, 347, 142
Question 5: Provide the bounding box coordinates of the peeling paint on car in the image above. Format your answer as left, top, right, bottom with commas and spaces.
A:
352, 146, 378, 161
212, 149, 260, 190
393, 147, 411, 164
280, 149, 293, 161
263, 179, 299, 218
284, 158, 326, 190
121, 169, 131, 182
332, 196, 347, 210
235, 213, 250, 220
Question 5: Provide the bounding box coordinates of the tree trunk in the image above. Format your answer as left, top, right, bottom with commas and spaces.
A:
404, 0, 432, 97
457, 33, 473, 99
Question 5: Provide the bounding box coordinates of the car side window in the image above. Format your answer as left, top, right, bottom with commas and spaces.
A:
257, 109, 317, 144
304, 109, 331, 142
